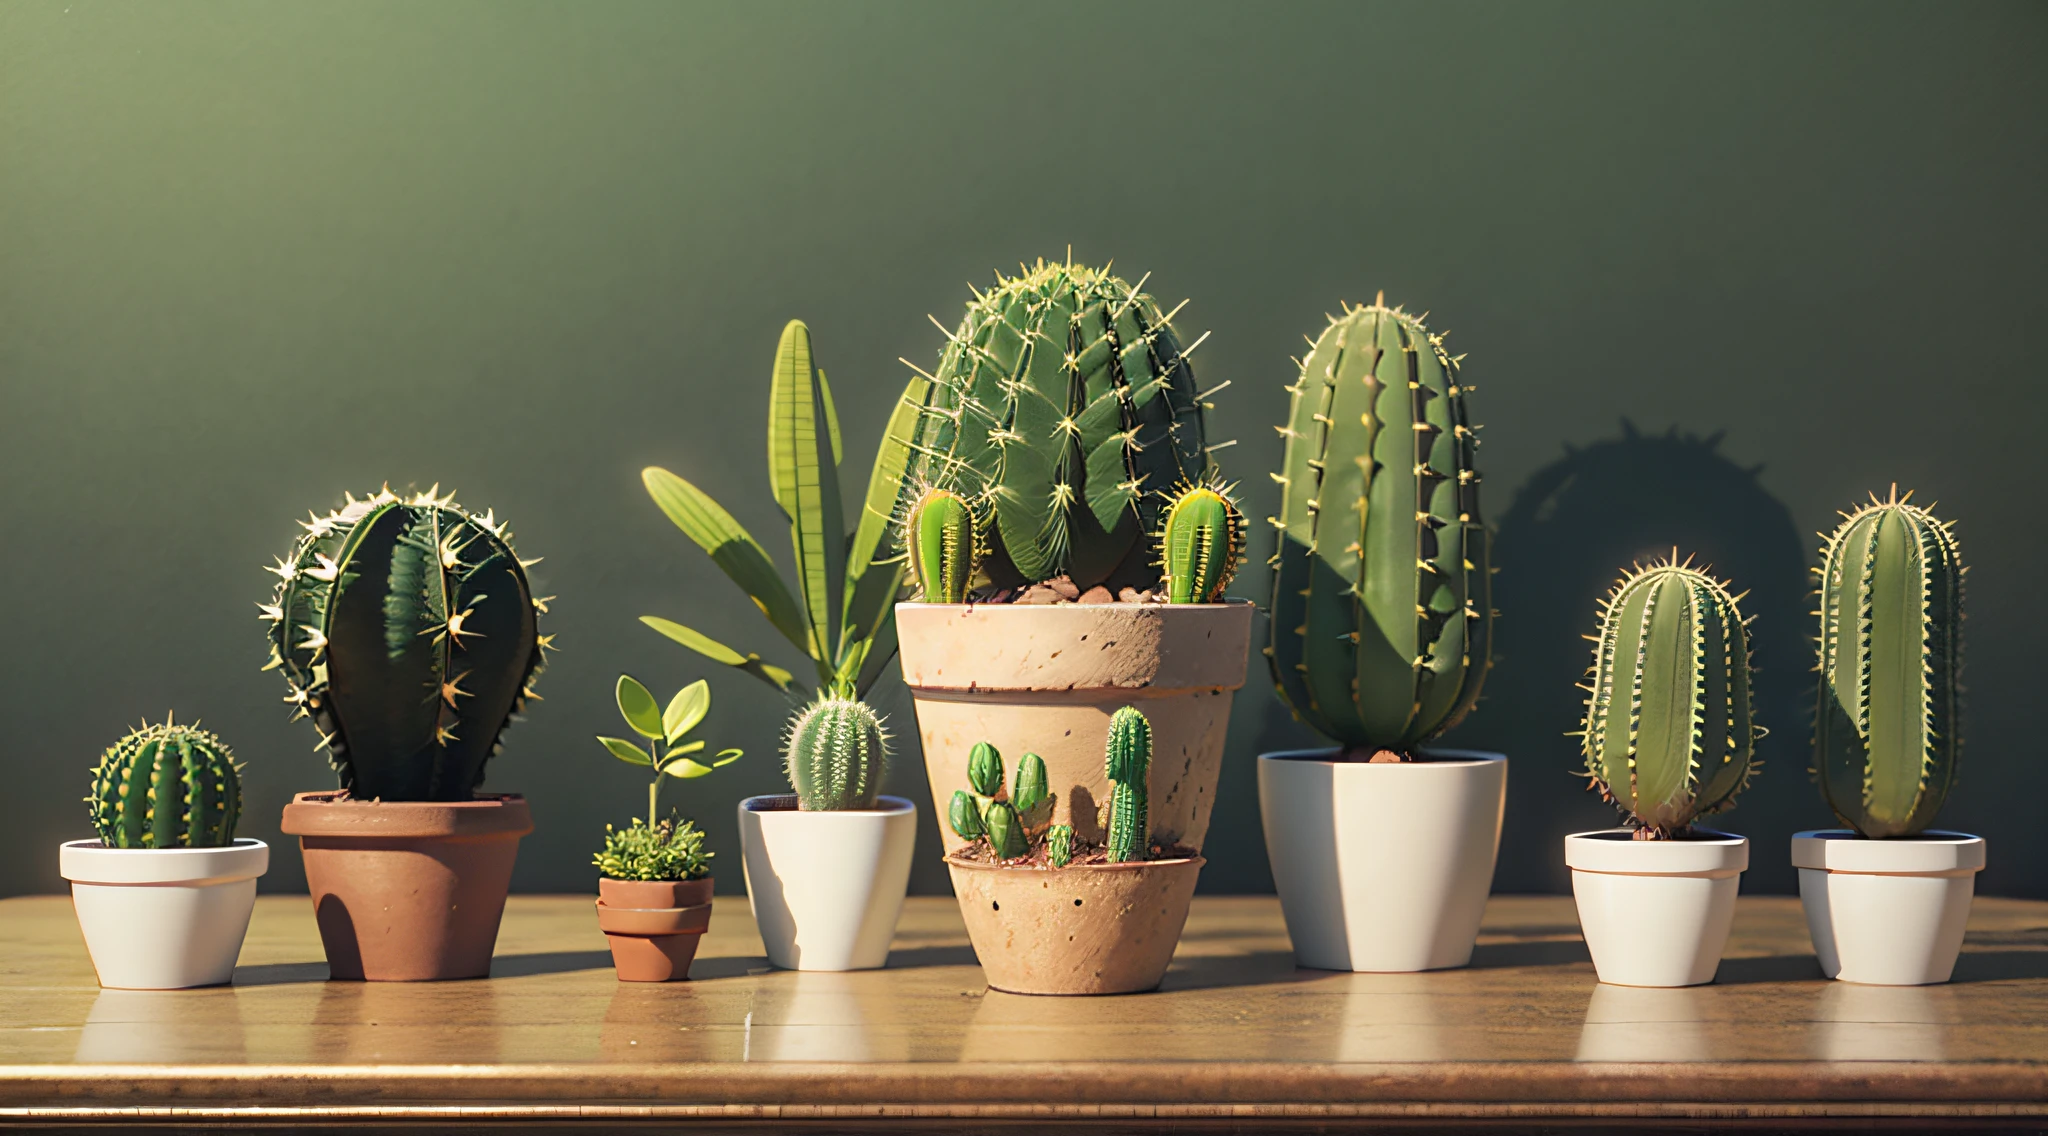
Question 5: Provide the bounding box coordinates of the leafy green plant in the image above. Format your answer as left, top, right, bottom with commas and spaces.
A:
593, 813, 710, 882
88, 717, 243, 849
596, 674, 741, 832
947, 741, 1052, 861
785, 694, 888, 811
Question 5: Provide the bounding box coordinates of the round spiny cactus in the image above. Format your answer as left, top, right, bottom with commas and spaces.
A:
784, 695, 888, 811
89, 718, 242, 849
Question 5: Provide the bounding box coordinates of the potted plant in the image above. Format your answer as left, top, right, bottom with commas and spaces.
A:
1565, 556, 1762, 988
890, 256, 1253, 865
60, 718, 268, 989
1257, 297, 1504, 973
1797, 488, 1978, 985
262, 486, 548, 981
945, 705, 1201, 995
639, 319, 918, 971
593, 674, 741, 981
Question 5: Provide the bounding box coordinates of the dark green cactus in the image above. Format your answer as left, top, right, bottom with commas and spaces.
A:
89, 718, 242, 849
907, 487, 976, 603
1158, 480, 1246, 603
1579, 557, 1760, 838
947, 742, 1051, 861
1267, 298, 1492, 756
1046, 823, 1074, 868
262, 487, 547, 801
1105, 706, 1151, 862
784, 695, 888, 811
905, 257, 1218, 590
1813, 488, 1963, 838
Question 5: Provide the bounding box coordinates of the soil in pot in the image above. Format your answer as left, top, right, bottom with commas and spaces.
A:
946, 848, 1203, 996
597, 876, 713, 982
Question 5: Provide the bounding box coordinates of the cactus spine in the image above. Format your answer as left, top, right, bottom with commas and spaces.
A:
1579, 557, 1760, 837
907, 488, 976, 603
89, 719, 242, 849
1813, 488, 1963, 838
1158, 481, 1246, 603
1105, 706, 1151, 862
1267, 298, 1492, 755
948, 742, 1051, 861
784, 695, 888, 811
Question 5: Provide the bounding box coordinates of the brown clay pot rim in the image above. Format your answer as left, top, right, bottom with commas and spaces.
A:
897, 598, 1255, 610
944, 854, 1204, 874
594, 900, 712, 936
280, 792, 534, 839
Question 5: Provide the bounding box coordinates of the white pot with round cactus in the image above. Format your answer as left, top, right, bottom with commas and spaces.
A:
61, 718, 268, 990
1566, 556, 1763, 988
1797, 489, 1979, 986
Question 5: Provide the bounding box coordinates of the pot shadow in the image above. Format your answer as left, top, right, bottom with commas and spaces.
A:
1468, 938, 1591, 969
230, 960, 332, 987
1161, 949, 1329, 991
882, 945, 980, 969
1714, 954, 1825, 985
1950, 950, 2048, 983
490, 950, 615, 978
679, 955, 775, 980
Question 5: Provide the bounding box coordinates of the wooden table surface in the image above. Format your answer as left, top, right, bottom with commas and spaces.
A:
2, 893, 2046, 1132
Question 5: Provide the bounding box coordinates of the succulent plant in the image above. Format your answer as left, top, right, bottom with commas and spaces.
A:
593, 813, 710, 882
597, 674, 741, 832
1104, 705, 1151, 862
785, 695, 889, 811
903, 257, 1221, 591
1046, 823, 1075, 868
906, 487, 976, 603
261, 487, 547, 801
948, 741, 1052, 861
1267, 298, 1493, 758
88, 717, 242, 849
1813, 488, 1964, 838
1158, 480, 1246, 603
1577, 557, 1761, 838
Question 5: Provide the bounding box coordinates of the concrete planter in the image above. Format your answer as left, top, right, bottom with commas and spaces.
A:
947, 854, 1203, 995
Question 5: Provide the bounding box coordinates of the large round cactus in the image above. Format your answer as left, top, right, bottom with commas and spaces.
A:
90, 719, 242, 849
784, 695, 888, 811
1813, 489, 1963, 838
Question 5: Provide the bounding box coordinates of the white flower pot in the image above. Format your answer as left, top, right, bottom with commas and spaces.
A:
1566, 828, 1746, 988
59, 839, 269, 989
1258, 749, 1505, 972
738, 795, 916, 971
1793, 829, 1983, 985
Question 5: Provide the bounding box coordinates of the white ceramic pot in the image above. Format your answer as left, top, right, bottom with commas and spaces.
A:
738, 795, 916, 971
59, 839, 269, 989
1793, 829, 1983, 985
1258, 749, 1505, 972
1565, 828, 1746, 987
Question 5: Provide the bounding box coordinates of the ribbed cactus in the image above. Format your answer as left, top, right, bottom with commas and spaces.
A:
89, 718, 242, 849
784, 696, 888, 811
1105, 706, 1151, 862
261, 487, 547, 801
1046, 823, 1074, 868
1579, 557, 1761, 837
1267, 298, 1492, 756
948, 742, 1050, 861
907, 487, 976, 603
1158, 481, 1246, 603
1813, 489, 1964, 838
905, 257, 1217, 590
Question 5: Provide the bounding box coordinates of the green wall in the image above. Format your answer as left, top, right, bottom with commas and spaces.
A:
3, 1, 2042, 899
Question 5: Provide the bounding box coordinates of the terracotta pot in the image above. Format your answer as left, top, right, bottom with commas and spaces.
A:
595, 877, 713, 982
946, 855, 1203, 995
279, 792, 531, 981
896, 601, 1252, 855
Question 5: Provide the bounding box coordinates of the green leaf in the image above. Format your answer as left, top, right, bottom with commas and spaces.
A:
641, 467, 810, 656
710, 747, 742, 767
598, 736, 652, 766
844, 371, 933, 636
615, 675, 663, 740
661, 757, 714, 778
767, 320, 846, 668
817, 369, 843, 467
639, 616, 801, 694
663, 680, 711, 743
667, 738, 707, 757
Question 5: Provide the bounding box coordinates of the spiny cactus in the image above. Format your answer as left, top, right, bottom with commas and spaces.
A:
785, 695, 888, 811
948, 741, 1051, 861
1578, 556, 1761, 838
904, 257, 1222, 590
89, 718, 242, 849
1813, 488, 1964, 838
261, 486, 547, 802
1046, 823, 1074, 868
1105, 706, 1151, 862
907, 487, 976, 603
1267, 297, 1492, 757
1158, 480, 1246, 603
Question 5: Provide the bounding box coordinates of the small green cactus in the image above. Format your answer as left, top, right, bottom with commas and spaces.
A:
947, 742, 1052, 862
907, 487, 976, 603
784, 695, 889, 811
1578, 556, 1761, 838
1158, 480, 1246, 603
1046, 823, 1074, 868
1813, 488, 1964, 838
89, 718, 243, 849
1105, 706, 1151, 862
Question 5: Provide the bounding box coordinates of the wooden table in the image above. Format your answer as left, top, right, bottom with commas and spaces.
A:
2, 894, 2045, 1133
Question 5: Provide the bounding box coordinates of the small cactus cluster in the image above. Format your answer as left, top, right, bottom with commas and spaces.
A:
949, 742, 1055, 861
1812, 489, 1964, 838
784, 695, 889, 811
1577, 556, 1761, 838
89, 718, 243, 849
1103, 705, 1152, 863
261, 486, 548, 802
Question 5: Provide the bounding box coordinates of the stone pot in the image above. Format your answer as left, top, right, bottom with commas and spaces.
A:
896, 601, 1252, 855
596, 877, 713, 982
946, 854, 1203, 995
738, 794, 916, 971
1793, 829, 1984, 985
59, 838, 269, 989
279, 792, 530, 981
1566, 827, 1748, 988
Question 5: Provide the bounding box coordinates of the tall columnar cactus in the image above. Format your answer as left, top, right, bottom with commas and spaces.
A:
1267, 298, 1492, 757
904, 257, 1218, 590
261, 487, 547, 801
1104, 706, 1151, 862
948, 741, 1050, 861
1813, 489, 1964, 838
907, 488, 976, 603
1158, 481, 1246, 603
89, 719, 242, 849
1579, 558, 1761, 838
784, 695, 888, 811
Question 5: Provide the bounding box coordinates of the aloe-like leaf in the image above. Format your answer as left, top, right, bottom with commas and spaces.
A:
843, 372, 932, 638
767, 320, 847, 666
615, 675, 663, 740
637, 616, 798, 693
817, 369, 844, 466
642, 467, 810, 656
663, 680, 710, 743
598, 736, 652, 766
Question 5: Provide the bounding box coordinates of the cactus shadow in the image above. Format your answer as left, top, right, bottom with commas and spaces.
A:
1161, 949, 1330, 991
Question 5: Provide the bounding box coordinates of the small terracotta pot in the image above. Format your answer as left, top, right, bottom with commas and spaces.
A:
279, 792, 531, 981
596, 877, 713, 982
946, 855, 1203, 995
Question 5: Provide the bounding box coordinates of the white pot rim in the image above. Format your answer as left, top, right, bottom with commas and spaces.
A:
740, 794, 916, 818
59, 838, 269, 886
1258, 747, 1505, 768
1792, 829, 1984, 874
1565, 828, 1747, 877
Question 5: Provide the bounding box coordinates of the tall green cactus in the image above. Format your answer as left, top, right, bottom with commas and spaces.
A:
1813, 489, 1963, 838
907, 487, 976, 603
89, 718, 243, 849
262, 487, 547, 801
784, 695, 888, 811
1105, 706, 1151, 862
1579, 558, 1760, 838
948, 741, 1050, 861
905, 257, 1217, 590
1267, 298, 1492, 756
1158, 481, 1246, 603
